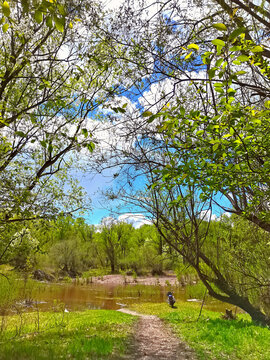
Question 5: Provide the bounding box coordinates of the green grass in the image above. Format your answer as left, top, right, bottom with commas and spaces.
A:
0, 310, 135, 359
130, 302, 270, 360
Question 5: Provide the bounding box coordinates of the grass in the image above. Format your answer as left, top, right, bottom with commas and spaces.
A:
130, 302, 270, 360
0, 309, 135, 359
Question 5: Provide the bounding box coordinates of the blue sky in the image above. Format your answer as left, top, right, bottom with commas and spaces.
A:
75, 165, 232, 226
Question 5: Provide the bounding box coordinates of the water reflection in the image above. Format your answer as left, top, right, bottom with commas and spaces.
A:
29, 282, 234, 313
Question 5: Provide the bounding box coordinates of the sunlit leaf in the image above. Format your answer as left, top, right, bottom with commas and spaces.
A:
213, 23, 227, 31
2, 23, 8, 32
185, 51, 193, 60
251, 46, 263, 53
237, 55, 249, 62
264, 100, 270, 109
142, 111, 153, 117
46, 16, 53, 28
34, 10, 43, 24
187, 44, 199, 51
2, 1, 10, 17
54, 16, 65, 32
229, 27, 246, 40
212, 39, 225, 47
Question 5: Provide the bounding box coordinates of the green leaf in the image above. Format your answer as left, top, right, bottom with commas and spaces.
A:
212, 39, 225, 47
229, 127, 235, 135
215, 87, 224, 93
237, 55, 249, 62
235, 70, 246, 75
187, 43, 199, 51
264, 100, 270, 109
228, 88, 236, 94
229, 45, 241, 52
15, 131, 26, 138
2, 23, 8, 32
86, 142, 95, 152
48, 144, 53, 153
213, 23, 227, 31
142, 111, 153, 117
57, 4, 66, 16
180, 106, 185, 116
46, 16, 53, 28
21, 0, 29, 13
54, 16, 65, 32
196, 130, 204, 136
2, 1, 10, 17
34, 10, 43, 24
40, 140, 47, 148
215, 59, 223, 67
81, 128, 88, 137
208, 68, 216, 80
229, 27, 246, 40
251, 46, 263, 53
213, 143, 219, 151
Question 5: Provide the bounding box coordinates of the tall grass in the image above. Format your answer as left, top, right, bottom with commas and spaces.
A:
0, 310, 135, 359
0, 271, 46, 315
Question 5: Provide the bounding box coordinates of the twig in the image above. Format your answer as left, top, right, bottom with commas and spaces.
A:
197, 288, 207, 321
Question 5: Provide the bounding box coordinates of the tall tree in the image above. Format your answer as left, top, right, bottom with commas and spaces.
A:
0, 0, 131, 268
92, 0, 270, 324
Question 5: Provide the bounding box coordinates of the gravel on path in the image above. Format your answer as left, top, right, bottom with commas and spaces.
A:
118, 308, 196, 360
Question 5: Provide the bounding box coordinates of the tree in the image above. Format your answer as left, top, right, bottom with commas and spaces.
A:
97, 218, 134, 273
0, 1, 131, 265
91, 1, 270, 324
116, 153, 270, 325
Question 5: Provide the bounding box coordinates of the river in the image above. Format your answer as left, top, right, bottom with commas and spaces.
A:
21, 281, 235, 313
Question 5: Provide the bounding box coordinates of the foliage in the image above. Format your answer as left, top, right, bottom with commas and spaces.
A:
0, 273, 45, 313
0, 0, 130, 264
157, 31, 270, 230
131, 302, 270, 360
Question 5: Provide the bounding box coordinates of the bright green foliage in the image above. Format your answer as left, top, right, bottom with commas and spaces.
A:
0, 0, 68, 32
203, 216, 270, 314
0, 1, 125, 264
157, 32, 270, 231
0, 272, 45, 313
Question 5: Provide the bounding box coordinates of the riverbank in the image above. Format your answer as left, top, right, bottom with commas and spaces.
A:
87, 273, 181, 287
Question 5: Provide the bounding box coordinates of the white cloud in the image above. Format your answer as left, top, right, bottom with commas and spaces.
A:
118, 213, 152, 228
200, 210, 232, 222
96, 213, 152, 229
199, 209, 218, 222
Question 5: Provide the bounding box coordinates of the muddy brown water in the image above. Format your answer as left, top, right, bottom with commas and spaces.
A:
20, 281, 235, 314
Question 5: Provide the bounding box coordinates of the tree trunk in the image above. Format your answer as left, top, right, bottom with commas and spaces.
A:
202, 276, 270, 326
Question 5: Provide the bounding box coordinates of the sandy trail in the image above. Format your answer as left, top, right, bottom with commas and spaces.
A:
118, 308, 196, 360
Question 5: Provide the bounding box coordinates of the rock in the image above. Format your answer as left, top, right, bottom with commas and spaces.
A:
33, 269, 54, 282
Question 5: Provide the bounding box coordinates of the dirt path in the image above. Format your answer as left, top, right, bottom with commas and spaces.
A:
118, 309, 196, 360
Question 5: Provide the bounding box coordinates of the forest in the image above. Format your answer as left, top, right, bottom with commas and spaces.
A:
0, 0, 270, 359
